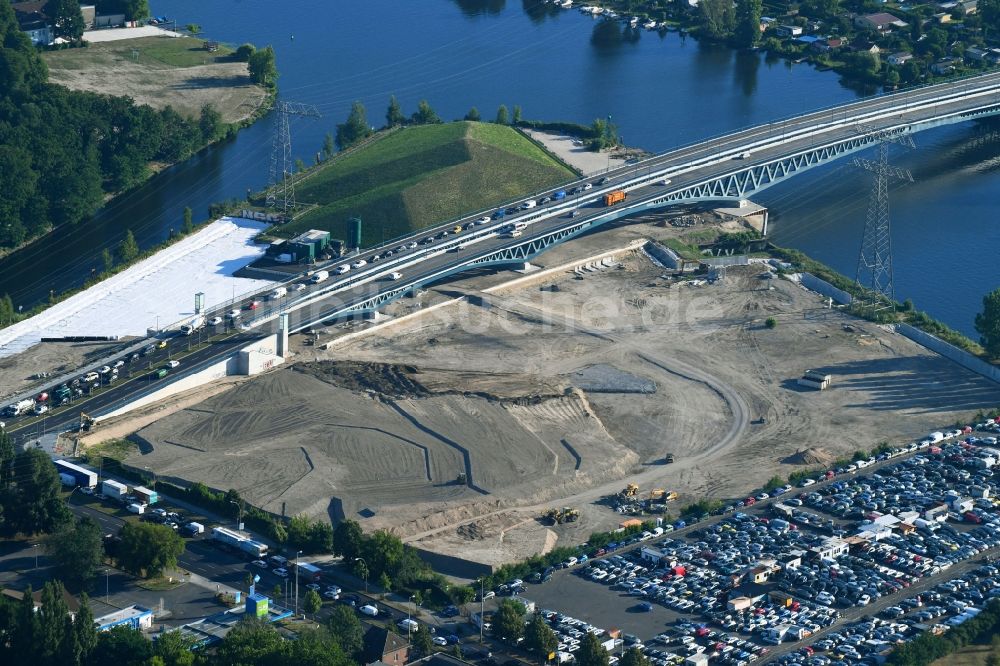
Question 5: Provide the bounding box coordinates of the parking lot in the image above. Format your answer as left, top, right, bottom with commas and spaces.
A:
497, 418, 1000, 665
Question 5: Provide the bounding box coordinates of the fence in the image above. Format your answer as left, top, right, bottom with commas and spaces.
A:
895, 323, 1000, 385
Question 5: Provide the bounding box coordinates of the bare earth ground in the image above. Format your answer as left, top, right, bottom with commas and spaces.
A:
124, 214, 1000, 569
524, 129, 626, 176
0, 339, 135, 403
43, 38, 266, 123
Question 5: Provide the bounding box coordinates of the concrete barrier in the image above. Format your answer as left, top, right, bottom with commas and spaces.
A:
644, 241, 682, 269
792, 272, 854, 306
895, 323, 1000, 385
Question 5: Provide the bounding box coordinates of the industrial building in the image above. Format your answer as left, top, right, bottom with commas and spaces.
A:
264, 229, 332, 264
94, 605, 153, 632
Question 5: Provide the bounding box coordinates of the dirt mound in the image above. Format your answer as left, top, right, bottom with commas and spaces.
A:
294, 360, 429, 398
783, 447, 835, 466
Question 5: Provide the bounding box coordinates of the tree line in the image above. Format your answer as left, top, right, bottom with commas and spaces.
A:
0, 2, 246, 252
331, 95, 617, 153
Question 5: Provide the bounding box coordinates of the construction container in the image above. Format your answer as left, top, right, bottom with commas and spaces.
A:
349, 217, 362, 249
102, 479, 128, 501
803, 370, 833, 383
797, 377, 830, 390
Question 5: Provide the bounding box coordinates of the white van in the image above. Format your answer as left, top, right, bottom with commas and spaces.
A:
521, 200, 537, 209
398, 618, 419, 633
359, 604, 379, 617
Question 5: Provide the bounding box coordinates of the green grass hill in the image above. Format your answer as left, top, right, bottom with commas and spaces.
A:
278, 121, 576, 246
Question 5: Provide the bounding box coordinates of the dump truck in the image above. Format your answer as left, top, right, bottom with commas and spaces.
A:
3, 399, 35, 416
603, 190, 627, 206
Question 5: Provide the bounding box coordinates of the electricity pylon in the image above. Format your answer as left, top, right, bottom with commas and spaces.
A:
267, 101, 321, 214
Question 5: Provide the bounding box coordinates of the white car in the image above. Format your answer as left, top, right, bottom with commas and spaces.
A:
660, 179, 672, 185
251, 559, 268, 568
582, 183, 593, 191
323, 589, 340, 599
113, 360, 125, 369
34, 405, 49, 415
477, 216, 491, 225
388, 272, 403, 281
208, 316, 223, 326
351, 260, 367, 269
335, 265, 350, 275
273, 567, 289, 578
295, 284, 307, 292
433, 636, 448, 646
227, 309, 240, 320
306, 583, 321, 592
167, 360, 180, 368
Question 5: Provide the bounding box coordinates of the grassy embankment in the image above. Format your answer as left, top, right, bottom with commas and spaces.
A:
276, 121, 576, 247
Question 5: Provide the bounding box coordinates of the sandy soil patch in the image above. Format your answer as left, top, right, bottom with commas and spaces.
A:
45, 36, 266, 123
524, 129, 626, 176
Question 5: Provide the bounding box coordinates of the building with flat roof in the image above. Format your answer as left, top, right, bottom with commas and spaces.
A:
94, 605, 153, 632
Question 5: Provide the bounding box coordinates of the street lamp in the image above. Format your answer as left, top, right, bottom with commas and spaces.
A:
105, 569, 110, 604
295, 550, 302, 618
32, 544, 39, 569
229, 499, 244, 531
407, 594, 416, 639
354, 557, 369, 593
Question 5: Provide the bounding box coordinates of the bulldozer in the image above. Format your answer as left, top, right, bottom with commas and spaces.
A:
543, 507, 580, 525
619, 483, 640, 499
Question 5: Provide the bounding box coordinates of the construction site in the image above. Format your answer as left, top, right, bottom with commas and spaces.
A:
104, 211, 1000, 572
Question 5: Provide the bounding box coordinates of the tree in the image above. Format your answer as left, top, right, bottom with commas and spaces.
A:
465, 107, 481, 121
101, 248, 114, 273
117, 230, 139, 264
576, 632, 611, 666
327, 605, 363, 658
304, 589, 323, 616
47, 516, 104, 588
91, 625, 152, 666
186, 24, 201, 35
74, 594, 98, 665
199, 104, 224, 143
451, 585, 476, 605
235, 43, 256, 62
765, 317, 777, 329
524, 614, 558, 658
884, 68, 900, 89
151, 630, 196, 666
496, 104, 510, 125
10, 583, 39, 663
412, 99, 441, 124
975, 287, 1000, 358
335, 101, 371, 150
512, 105, 523, 124
734, 0, 763, 48
50, 0, 85, 41
333, 519, 363, 560
247, 45, 278, 87
214, 617, 284, 666
386, 95, 406, 127
181, 207, 194, 235
287, 627, 353, 666
322, 132, 335, 159
982, 0, 1000, 39
0, 426, 13, 492
620, 647, 650, 666
378, 572, 392, 595
122, 0, 150, 22
700, 0, 736, 39
38, 581, 70, 664
8, 448, 70, 536
762, 475, 784, 492
116, 522, 186, 578
411, 625, 434, 658
494, 598, 526, 643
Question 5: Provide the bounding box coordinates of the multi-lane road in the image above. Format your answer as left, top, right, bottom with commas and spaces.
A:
6, 72, 1000, 442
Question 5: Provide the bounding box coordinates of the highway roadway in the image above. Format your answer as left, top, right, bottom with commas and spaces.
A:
5, 72, 1000, 441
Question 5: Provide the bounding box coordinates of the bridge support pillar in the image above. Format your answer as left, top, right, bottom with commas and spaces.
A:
277, 313, 289, 358
515, 262, 538, 274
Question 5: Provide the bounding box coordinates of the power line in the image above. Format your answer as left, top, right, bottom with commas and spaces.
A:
266, 101, 321, 215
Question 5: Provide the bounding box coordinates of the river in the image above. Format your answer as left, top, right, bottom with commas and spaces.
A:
1, 0, 996, 337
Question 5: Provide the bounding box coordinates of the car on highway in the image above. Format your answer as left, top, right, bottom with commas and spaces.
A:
227, 309, 240, 320
245, 301, 260, 310
352, 260, 367, 269
295, 283, 307, 292
569, 210, 581, 218
583, 183, 593, 191
208, 316, 223, 326
99, 365, 112, 374
388, 272, 403, 281
477, 216, 491, 225
166, 360, 180, 369
599, 176, 611, 185
432, 637, 448, 647
660, 178, 672, 185
156, 340, 168, 348
34, 404, 48, 415
359, 604, 379, 617
113, 360, 125, 369
273, 567, 289, 578
737, 151, 751, 159
335, 265, 350, 274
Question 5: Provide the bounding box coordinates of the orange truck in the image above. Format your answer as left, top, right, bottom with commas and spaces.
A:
603, 190, 627, 206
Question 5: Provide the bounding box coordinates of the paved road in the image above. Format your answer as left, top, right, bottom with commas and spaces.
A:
7, 72, 1000, 441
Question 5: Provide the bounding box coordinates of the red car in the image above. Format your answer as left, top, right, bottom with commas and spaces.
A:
245, 300, 261, 310
744, 497, 756, 506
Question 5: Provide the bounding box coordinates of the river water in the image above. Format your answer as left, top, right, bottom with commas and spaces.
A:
1, 0, 996, 336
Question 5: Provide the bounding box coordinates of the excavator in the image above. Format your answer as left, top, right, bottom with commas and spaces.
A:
619, 483, 640, 499
542, 507, 580, 524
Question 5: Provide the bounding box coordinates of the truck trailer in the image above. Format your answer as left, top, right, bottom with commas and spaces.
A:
133, 486, 159, 505
296, 561, 322, 582
211, 526, 268, 558
102, 479, 129, 501
53, 459, 97, 488
3, 399, 35, 416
